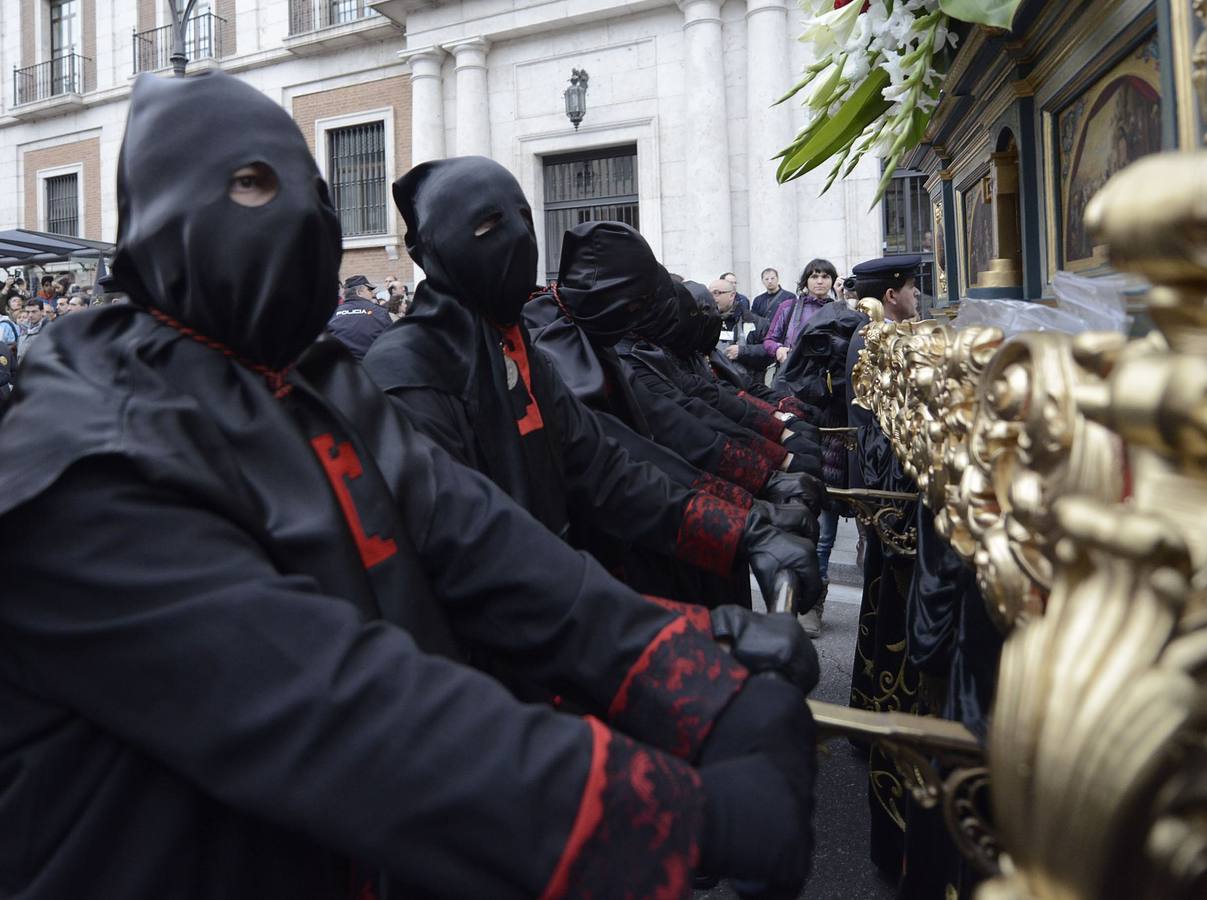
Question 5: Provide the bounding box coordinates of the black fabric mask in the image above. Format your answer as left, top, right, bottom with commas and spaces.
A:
684, 281, 724, 354
395, 157, 538, 325
555, 221, 664, 348
111, 71, 342, 370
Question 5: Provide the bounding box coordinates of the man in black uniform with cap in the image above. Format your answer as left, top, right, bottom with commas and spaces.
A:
0, 71, 821, 900
843, 254, 926, 880
327, 274, 392, 359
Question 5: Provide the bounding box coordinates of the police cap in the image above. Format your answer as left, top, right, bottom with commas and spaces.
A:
850, 255, 922, 281
342, 274, 375, 291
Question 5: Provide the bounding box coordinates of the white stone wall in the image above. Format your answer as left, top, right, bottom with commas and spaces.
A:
0, 0, 410, 244
402, 0, 883, 288
0, 0, 884, 286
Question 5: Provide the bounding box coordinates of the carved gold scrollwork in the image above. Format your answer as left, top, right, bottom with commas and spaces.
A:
977, 149, 1207, 900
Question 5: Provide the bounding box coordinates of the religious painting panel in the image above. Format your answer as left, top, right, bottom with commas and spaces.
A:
1055, 33, 1162, 271
960, 178, 993, 293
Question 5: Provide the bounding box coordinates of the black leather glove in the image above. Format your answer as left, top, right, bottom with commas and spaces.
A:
784, 418, 820, 445
710, 606, 820, 694
741, 504, 822, 611
753, 499, 819, 543
697, 674, 817, 898
761, 470, 824, 514
782, 437, 822, 478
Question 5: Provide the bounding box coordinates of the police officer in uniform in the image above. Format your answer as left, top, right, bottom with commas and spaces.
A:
326, 274, 391, 360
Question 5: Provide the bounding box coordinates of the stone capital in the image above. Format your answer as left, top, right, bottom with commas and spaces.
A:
446, 36, 491, 69
745, 0, 789, 18
398, 45, 446, 78
678, 0, 723, 26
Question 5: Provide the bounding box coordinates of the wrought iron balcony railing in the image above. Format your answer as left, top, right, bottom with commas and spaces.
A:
133, 12, 226, 74
288, 0, 380, 37
13, 52, 90, 106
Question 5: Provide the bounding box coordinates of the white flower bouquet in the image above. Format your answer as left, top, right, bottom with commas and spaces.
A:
775, 0, 1023, 202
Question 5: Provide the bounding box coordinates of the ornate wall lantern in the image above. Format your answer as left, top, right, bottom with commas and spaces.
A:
563, 69, 589, 130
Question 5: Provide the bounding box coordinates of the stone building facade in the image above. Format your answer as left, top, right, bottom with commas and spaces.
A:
0, 0, 885, 291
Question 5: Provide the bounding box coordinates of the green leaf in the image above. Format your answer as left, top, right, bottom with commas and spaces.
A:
937, 0, 1023, 30
776, 69, 891, 183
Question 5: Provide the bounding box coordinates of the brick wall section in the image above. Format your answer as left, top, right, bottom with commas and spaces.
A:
291, 75, 414, 284
20, 0, 34, 69
23, 138, 102, 239
215, 0, 236, 56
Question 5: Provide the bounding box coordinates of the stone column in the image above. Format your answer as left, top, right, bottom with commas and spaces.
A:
745, 0, 797, 288
448, 36, 492, 158
679, 0, 732, 279
399, 46, 448, 166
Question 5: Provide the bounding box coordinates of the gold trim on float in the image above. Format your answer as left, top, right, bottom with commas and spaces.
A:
1171, 0, 1201, 148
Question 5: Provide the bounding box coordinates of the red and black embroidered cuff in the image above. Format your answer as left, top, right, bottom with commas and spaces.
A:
742, 404, 786, 442
538, 718, 704, 900
640, 594, 712, 632
777, 396, 810, 419
674, 492, 745, 576
715, 437, 776, 493
752, 436, 790, 468
607, 610, 748, 758
737, 390, 778, 416
689, 473, 755, 511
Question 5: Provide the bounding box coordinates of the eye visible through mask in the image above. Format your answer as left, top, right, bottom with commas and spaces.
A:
228, 163, 279, 208
474, 213, 503, 237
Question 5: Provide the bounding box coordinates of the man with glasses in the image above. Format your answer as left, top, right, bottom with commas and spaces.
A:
711, 277, 773, 386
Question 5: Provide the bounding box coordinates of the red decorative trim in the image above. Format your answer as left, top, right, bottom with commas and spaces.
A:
778, 396, 811, 420
675, 493, 744, 576
146, 306, 293, 398
753, 436, 790, 468
689, 473, 754, 512
310, 434, 399, 569
539, 724, 704, 899
609, 617, 690, 721
745, 403, 787, 442
607, 612, 748, 758
497, 323, 545, 436
737, 390, 778, 416
539, 718, 610, 900
641, 594, 712, 632
715, 437, 775, 494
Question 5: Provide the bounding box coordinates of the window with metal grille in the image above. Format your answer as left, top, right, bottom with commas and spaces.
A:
327, 121, 387, 238
45, 173, 79, 236
881, 167, 935, 297
543, 147, 639, 282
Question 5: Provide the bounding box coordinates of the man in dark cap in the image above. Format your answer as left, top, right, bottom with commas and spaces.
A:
363, 157, 819, 610
327, 273, 392, 359
843, 254, 925, 878
0, 71, 819, 900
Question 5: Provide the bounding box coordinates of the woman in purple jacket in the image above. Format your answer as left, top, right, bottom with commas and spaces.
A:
763, 258, 838, 365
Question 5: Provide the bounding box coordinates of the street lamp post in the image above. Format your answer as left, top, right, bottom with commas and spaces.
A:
563, 69, 589, 131
168, 0, 200, 77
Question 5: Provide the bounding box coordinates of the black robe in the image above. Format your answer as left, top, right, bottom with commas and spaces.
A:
0, 306, 748, 900
844, 327, 924, 881
0, 72, 748, 900
526, 291, 780, 497
363, 283, 747, 594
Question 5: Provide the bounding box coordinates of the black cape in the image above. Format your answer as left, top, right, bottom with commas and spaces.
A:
0, 74, 746, 900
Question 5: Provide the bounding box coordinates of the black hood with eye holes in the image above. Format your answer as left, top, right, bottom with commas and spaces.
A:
395, 156, 538, 326
553, 221, 669, 348
112, 70, 342, 370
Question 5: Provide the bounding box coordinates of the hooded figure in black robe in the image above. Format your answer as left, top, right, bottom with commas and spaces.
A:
0, 71, 821, 900
637, 280, 824, 476
613, 282, 823, 481
362, 158, 817, 607
526, 221, 823, 516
